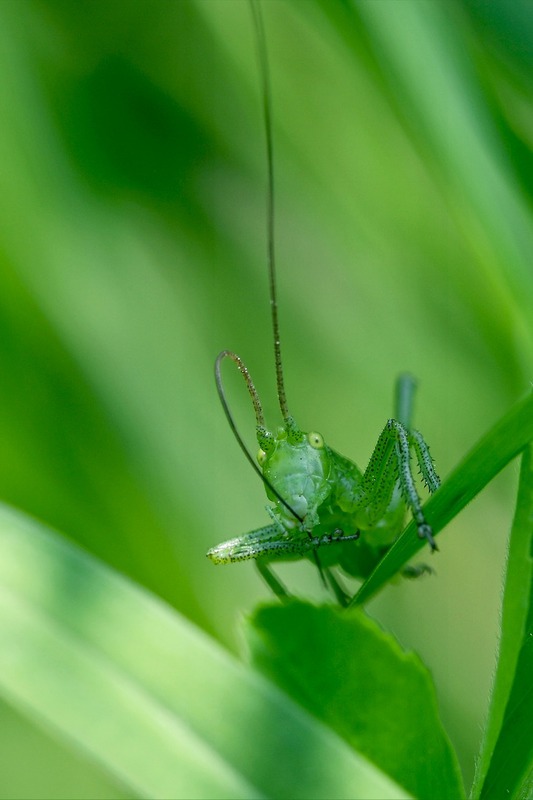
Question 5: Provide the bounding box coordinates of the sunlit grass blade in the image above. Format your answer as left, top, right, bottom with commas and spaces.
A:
0, 503, 409, 800
352, 391, 533, 606
471, 444, 533, 800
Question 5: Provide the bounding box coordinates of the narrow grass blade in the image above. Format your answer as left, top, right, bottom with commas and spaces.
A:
472, 444, 533, 799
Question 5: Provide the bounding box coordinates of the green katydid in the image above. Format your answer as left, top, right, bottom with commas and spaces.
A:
207, 1, 440, 600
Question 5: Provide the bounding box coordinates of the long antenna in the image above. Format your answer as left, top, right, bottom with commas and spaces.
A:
250, 0, 290, 423
248, 3, 326, 588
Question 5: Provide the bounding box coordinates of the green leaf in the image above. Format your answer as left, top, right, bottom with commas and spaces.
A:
352, 391, 533, 606
246, 601, 465, 800
0, 503, 408, 800
473, 444, 533, 800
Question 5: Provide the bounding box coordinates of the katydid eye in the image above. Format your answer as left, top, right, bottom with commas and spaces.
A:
307, 431, 324, 449
257, 448, 267, 466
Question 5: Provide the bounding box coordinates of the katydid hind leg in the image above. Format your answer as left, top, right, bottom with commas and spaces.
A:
362, 419, 438, 551
394, 375, 441, 544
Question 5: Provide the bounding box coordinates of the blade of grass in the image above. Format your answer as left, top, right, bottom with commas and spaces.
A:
0, 503, 408, 800
354, 0, 533, 348
472, 444, 533, 799
352, 391, 533, 606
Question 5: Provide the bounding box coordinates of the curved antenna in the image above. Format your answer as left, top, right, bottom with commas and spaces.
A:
250, 0, 290, 424
217, 349, 265, 429
215, 351, 303, 524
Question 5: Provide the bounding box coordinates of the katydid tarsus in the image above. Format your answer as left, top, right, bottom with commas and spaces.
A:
207, 0, 440, 602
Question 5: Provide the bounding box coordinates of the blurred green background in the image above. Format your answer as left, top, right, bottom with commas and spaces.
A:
0, 0, 532, 795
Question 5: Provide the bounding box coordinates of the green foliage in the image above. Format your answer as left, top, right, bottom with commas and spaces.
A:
473, 445, 533, 799
0, 504, 407, 800
0, 422, 531, 797
0, 0, 531, 797
247, 602, 464, 799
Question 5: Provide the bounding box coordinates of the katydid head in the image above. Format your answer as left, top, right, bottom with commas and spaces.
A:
257, 424, 333, 529
215, 351, 333, 530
